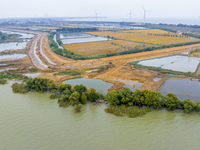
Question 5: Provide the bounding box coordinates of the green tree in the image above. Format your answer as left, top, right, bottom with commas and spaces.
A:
69, 91, 80, 105
106, 90, 120, 105
47, 80, 56, 91
183, 99, 196, 113
133, 90, 145, 106
74, 84, 87, 93
57, 84, 71, 93
74, 104, 82, 112
119, 88, 134, 106
81, 93, 87, 104
12, 83, 29, 94
165, 93, 180, 111
88, 88, 97, 102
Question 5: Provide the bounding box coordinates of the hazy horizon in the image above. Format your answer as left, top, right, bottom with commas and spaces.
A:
1, 0, 200, 20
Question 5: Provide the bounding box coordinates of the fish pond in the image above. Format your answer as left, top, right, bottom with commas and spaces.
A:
60, 32, 110, 45
159, 79, 200, 101
60, 33, 92, 39
137, 55, 200, 73
1, 81, 200, 150
0, 42, 27, 51
0, 54, 27, 60
1, 30, 34, 39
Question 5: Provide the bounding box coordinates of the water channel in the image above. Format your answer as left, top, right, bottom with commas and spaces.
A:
1, 81, 200, 150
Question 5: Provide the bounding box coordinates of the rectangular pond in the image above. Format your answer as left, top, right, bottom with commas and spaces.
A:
159, 79, 200, 101
63, 78, 113, 94
137, 55, 200, 73
0, 42, 27, 51
60, 33, 92, 39
62, 36, 110, 45
1, 30, 34, 39
0, 54, 27, 60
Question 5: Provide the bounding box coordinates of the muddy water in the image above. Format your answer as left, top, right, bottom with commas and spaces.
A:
63, 78, 113, 94
1, 81, 200, 150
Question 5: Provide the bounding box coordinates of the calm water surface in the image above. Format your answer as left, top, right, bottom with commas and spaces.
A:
159, 79, 200, 101
63, 78, 113, 94
0, 54, 27, 60
62, 36, 110, 44
138, 55, 200, 73
0, 42, 27, 51
1, 81, 200, 150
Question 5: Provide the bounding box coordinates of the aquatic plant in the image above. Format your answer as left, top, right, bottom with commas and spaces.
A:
105, 105, 151, 118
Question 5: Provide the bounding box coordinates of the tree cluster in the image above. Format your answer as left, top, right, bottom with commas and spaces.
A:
106, 88, 200, 113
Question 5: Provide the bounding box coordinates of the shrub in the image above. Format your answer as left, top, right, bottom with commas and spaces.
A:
29, 68, 39, 72
12, 82, 29, 94
88, 88, 97, 102
81, 93, 87, 104
183, 99, 197, 113
165, 93, 180, 111
73, 104, 82, 112
0, 79, 7, 84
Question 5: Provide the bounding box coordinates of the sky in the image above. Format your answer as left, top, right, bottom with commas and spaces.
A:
0, 0, 200, 20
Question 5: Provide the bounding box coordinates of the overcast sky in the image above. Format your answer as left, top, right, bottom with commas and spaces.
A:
1, 0, 199, 19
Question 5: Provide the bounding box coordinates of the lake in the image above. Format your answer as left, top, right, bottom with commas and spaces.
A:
1, 81, 200, 150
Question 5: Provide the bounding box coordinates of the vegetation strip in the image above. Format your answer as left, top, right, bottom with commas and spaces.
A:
6, 76, 200, 116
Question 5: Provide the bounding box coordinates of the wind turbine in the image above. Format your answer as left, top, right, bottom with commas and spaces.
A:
129, 9, 132, 22
142, 5, 151, 25
95, 11, 98, 21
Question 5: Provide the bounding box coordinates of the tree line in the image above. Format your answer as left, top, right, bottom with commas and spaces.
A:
10, 76, 200, 115
11, 78, 103, 112
106, 88, 200, 114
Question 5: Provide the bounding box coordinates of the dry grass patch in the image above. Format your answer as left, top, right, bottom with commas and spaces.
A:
63, 41, 124, 55
63, 40, 156, 56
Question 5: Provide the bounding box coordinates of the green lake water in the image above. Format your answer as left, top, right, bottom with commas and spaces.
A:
1, 81, 200, 150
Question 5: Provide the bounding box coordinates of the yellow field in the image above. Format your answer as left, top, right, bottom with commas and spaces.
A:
87, 29, 199, 45
111, 40, 155, 49
63, 40, 153, 56
191, 52, 200, 56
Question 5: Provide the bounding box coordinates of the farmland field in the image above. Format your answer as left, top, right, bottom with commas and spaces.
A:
87, 29, 199, 45
63, 40, 155, 55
